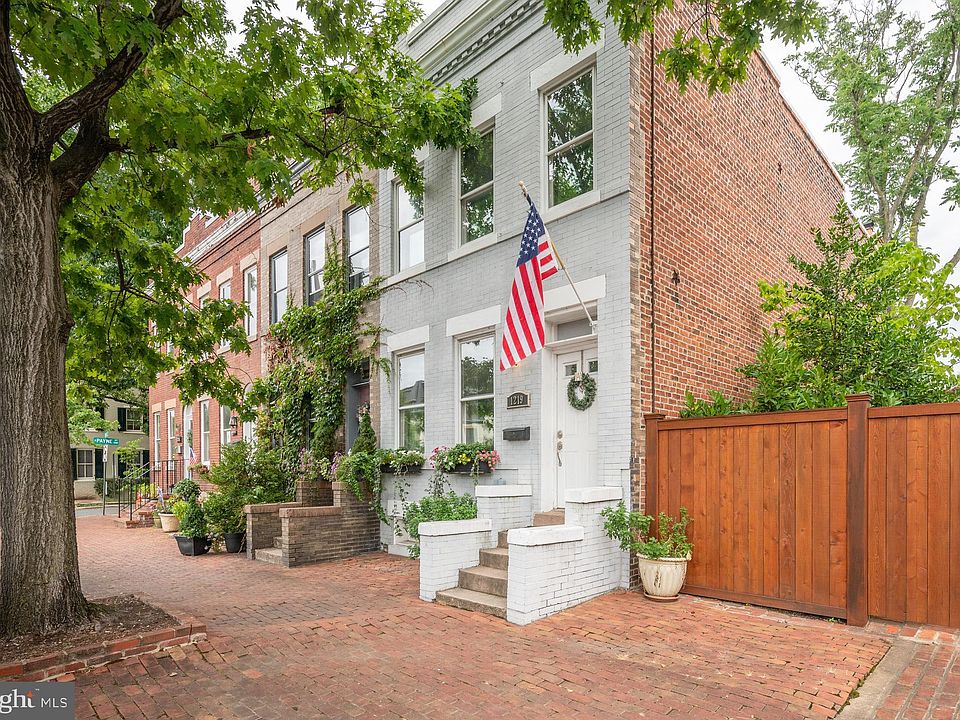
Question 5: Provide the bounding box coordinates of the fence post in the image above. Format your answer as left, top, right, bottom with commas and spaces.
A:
643, 413, 665, 516
846, 393, 871, 626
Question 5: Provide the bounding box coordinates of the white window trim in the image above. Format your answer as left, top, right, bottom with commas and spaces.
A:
394, 180, 424, 273
166, 408, 176, 463
77, 449, 95, 480
199, 400, 210, 465
455, 331, 496, 445
541, 66, 597, 210
124, 409, 143, 433
243, 266, 258, 339
304, 226, 325, 305
220, 404, 232, 447
269, 250, 288, 324
395, 349, 426, 450
153, 412, 161, 465
457, 126, 495, 248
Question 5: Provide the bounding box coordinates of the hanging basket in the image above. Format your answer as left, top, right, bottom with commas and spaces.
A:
567, 372, 597, 411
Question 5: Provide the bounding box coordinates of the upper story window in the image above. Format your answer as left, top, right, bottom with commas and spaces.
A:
166, 408, 176, 461
394, 182, 424, 272
122, 408, 143, 432
397, 351, 425, 451
305, 227, 325, 305
459, 334, 495, 445
460, 129, 494, 244
218, 280, 231, 302
199, 400, 210, 464
345, 208, 370, 289
220, 404, 232, 447
270, 250, 288, 323
545, 69, 594, 206
243, 266, 257, 338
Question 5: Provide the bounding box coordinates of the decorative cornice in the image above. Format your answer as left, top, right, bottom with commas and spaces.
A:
417, 0, 541, 83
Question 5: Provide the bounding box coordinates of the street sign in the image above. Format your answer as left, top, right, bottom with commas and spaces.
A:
92, 436, 119, 447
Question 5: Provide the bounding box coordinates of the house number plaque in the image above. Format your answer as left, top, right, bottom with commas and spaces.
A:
506, 391, 530, 409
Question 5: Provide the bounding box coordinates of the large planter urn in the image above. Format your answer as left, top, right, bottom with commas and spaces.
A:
223, 531, 246, 554
638, 555, 689, 601
158, 512, 180, 533
174, 535, 211, 556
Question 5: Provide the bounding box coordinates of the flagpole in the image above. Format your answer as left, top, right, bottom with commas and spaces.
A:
518, 181, 596, 333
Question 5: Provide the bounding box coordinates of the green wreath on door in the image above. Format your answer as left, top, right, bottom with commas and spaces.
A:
566, 372, 597, 411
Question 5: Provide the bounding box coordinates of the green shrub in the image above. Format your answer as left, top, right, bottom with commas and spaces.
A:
178, 502, 208, 539
171, 478, 200, 503
600, 502, 692, 560
209, 441, 290, 504
401, 492, 477, 558
203, 491, 245, 536
171, 499, 190, 521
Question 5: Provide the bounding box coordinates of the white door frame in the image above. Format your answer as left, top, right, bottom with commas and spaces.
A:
539, 333, 598, 512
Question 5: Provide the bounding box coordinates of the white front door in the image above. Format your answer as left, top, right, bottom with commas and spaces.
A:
555, 349, 599, 506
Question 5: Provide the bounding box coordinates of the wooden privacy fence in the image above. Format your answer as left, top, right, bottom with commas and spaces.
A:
645, 396, 960, 627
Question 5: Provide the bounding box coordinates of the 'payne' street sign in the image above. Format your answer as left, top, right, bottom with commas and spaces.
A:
92, 436, 119, 446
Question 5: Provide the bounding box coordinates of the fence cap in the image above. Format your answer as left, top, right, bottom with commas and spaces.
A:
845, 393, 873, 403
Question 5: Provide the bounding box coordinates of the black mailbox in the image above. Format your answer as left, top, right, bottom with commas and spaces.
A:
502, 426, 530, 441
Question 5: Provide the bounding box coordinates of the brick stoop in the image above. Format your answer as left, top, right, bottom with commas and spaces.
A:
436, 526, 511, 619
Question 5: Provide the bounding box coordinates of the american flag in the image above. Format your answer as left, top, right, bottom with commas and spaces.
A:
500, 202, 558, 371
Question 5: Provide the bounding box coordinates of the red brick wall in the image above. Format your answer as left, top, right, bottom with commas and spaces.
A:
630, 24, 845, 517
148, 212, 263, 478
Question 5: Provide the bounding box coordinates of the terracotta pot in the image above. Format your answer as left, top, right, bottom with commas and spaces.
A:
158, 512, 180, 533
637, 555, 689, 601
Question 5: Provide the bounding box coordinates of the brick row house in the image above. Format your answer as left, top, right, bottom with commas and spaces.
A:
149, 0, 843, 620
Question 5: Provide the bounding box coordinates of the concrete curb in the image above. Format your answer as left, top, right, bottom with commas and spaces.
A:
837, 641, 917, 719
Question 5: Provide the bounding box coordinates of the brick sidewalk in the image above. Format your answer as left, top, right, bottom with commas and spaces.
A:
73, 516, 887, 720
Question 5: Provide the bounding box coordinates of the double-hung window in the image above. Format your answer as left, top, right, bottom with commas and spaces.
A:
124, 409, 143, 432
77, 449, 95, 480
243, 266, 258, 338
397, 352, 425, 450
545, 70, 594, 206
270, 250, 288, 323
220, 404, 232, 447
152, 412, 161, 465
305, 227, 324, 305
199, 400, 210, 464
166, 408, 176, 467
394, 183, 423, 272
459, 335, 495, 445
182, 404, 194, 474
345, 208, 370, 288
242, 385, 256, 446
460, 129, 494, 244
219, 280, 231, 303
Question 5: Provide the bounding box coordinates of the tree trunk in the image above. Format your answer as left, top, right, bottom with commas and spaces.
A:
0, 151, 90, 637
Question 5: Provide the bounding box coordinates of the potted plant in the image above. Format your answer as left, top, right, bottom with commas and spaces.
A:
430, 443, 501, 475
601, 502, 692, 601
152, 510, 162, 529
204, 491, 246, 553
379, 448, 425, 475
158, 497, 183, 533
174, 501, 211, 556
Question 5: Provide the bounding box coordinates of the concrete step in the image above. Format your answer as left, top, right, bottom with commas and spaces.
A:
435, 587, 506, 619
479, 546, 509, 571
254, 547, 284, 565
459, 565, 507, 597
273, 535, 283, 549
533, 509, 565, 527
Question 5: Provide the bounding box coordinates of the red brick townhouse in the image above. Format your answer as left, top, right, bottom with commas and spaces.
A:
148, 166, 380, 487
149, 206, 264, 486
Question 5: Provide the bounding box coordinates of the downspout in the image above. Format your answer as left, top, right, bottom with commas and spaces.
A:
648, 29, 657, 413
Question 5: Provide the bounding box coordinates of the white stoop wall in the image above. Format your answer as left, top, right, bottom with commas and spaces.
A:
506, 487, 624, 625
418, 519, 494, 601
475, 485, 533, 533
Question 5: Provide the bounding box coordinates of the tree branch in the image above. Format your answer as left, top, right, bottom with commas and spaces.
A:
0, 0, 32, 119
50, 108, 122, 208
38, 0, 187, 150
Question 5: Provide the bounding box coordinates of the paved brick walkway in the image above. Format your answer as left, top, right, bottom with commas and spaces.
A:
73, 516, 889, 720
874, 639, 960, 719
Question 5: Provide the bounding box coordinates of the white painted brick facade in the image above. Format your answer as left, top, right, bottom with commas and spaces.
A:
418, 519, 495, 600
475, 484, 533, 533
505, 487, 624, 624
